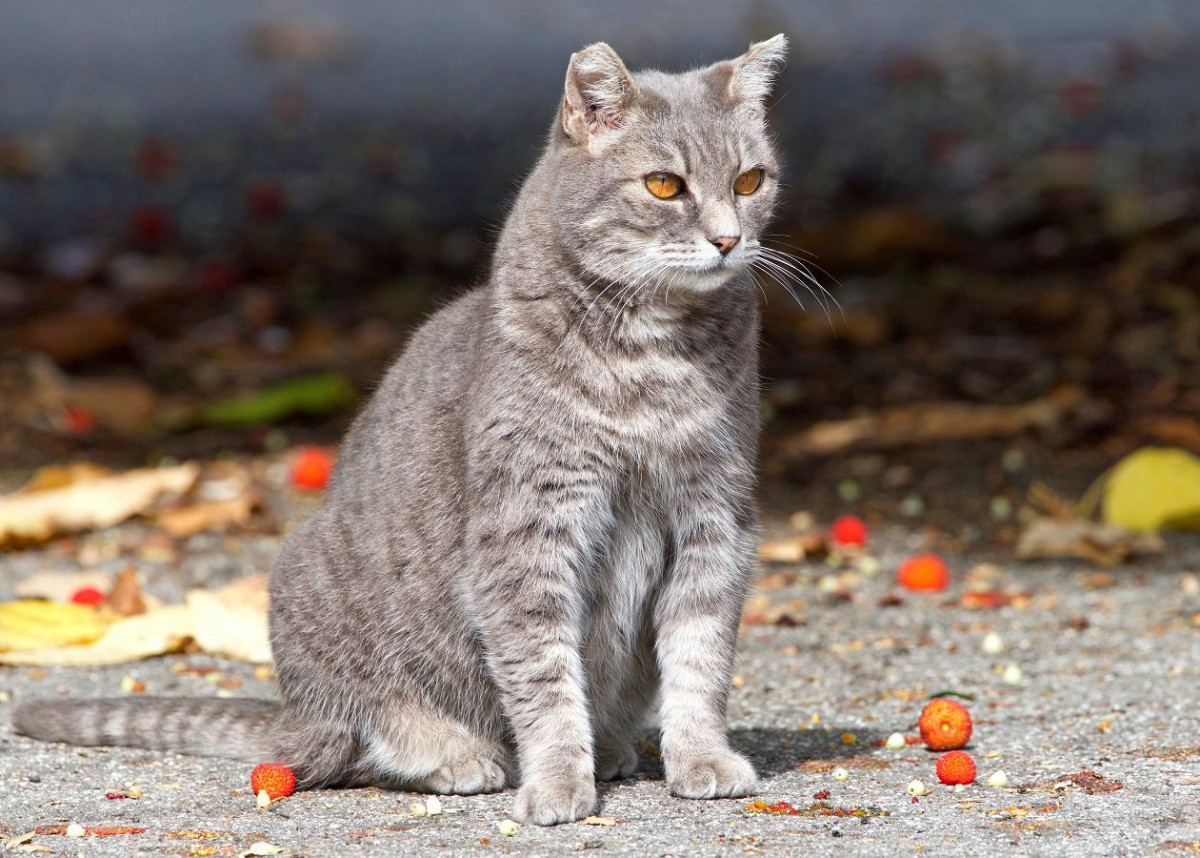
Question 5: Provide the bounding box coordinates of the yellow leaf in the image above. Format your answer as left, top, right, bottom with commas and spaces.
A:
1102, 447, 1200, 532
0, 605, 191, 666
0, 600, 109, 651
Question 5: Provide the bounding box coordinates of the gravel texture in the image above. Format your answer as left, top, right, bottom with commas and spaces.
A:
3, 512, 1199, 857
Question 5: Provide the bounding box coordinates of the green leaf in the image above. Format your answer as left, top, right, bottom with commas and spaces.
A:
1101, 446, 1200, 532
198, 373, 356, 427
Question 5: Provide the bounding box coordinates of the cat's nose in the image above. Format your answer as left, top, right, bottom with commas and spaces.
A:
710, 235, 741, 255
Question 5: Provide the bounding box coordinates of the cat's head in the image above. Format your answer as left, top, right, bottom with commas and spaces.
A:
549, 36, 787, 297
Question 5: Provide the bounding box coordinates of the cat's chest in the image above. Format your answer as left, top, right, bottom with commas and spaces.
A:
577, 350, 727, 451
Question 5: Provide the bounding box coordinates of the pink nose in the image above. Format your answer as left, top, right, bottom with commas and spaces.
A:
710, 235, 741, 255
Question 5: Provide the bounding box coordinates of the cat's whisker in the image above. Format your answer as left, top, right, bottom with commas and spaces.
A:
756, 247, 844, 323
750, 257, 807, 311
760, 239, 844, 301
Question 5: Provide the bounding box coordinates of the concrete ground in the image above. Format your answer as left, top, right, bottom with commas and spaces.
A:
2, 518, 1199, 857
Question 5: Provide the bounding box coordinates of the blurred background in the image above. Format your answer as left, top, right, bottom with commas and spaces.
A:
2, 0, 1199, 547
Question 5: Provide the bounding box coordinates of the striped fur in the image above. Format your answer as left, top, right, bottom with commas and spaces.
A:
14, 36, 789, 825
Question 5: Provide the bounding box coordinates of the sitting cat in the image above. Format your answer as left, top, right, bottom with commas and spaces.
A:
15, 34, 789, 826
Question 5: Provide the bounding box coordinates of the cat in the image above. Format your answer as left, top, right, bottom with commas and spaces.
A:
14, 34, 789, 826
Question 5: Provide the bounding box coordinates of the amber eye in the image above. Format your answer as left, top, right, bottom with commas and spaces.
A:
645, 173, 685, 200
734, 167, 764, 196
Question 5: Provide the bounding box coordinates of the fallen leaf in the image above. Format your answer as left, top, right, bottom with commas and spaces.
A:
0, 605, 191, 665
241, 842, 286, 857
187, 577, 272, 663
0, 463, 200, 548
772, 386, 1089, 462
0, 576, 271, 666
106, 565, 147, 616
0, 600, 109, 651
580, 816, 617, 826
198, 373, 355, 427
157, 492, 259, 537
15, 569, 113, 602
1016, 517, 1164, 565
28, 356, 160, 435
1102, 447, 1200, 532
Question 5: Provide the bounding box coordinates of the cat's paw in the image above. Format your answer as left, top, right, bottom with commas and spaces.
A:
418, 755, 507, 795
513, 777, 597, 825
666, 750, 757, 799
595, 741, 639, 781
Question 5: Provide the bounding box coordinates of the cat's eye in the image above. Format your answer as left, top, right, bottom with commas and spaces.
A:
733, 167, 764, 196
645, 173, 685, 200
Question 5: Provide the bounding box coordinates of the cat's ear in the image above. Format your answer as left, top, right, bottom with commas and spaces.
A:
561, 43, 639, 146
724, 34, 788, 107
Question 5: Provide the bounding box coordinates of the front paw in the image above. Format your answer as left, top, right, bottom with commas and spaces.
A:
667, 750, 757, 799
513, 777, 597, 826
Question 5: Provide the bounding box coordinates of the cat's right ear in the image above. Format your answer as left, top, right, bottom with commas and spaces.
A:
560, 43, 639, 148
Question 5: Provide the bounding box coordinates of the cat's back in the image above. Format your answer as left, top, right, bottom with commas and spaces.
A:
328, 287, 489, 499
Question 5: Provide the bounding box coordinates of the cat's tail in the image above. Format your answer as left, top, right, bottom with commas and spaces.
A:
12, 697, 280, 762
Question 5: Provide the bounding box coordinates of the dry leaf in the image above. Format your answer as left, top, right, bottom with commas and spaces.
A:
29, 356, 160, 435
15, 569, 113, 602
580, 816, 617, 826
1016, 517, 1164, 566
0, 600, 109, 651
772, 386, 1088, 462
0, 605, 192, 666
106, 565, 147, 616
0, 463, 200, 548
157, 492, 259, 537
0, 575, 271, 666
187, 577, 272, 663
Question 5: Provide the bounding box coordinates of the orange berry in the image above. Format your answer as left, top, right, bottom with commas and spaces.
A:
935, 750, 976, 785
830, 515, 868, 547
250, 762, 296, 800
897, 553, 949, 591
291, 447, 333, 491
919, 698, 973, 751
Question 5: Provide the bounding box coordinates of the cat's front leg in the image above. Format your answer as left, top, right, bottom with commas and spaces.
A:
655, 479, 758, 800
465, 446, 610, 825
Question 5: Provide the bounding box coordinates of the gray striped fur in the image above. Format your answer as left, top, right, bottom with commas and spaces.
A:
13, 36, 789, 825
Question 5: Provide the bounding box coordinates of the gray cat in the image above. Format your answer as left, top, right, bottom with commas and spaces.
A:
14, 35, 789, 826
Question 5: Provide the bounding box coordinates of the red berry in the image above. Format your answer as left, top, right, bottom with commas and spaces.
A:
250, 763, 296, 800
291, 447, 333, 490
830, 515, 868, 547
63, 406, 97, 436
935, 750, 976, 785
897, 554, 949, 591
129, 204, 172, 244
70, 586, 106, 606
919, 698, 973, 751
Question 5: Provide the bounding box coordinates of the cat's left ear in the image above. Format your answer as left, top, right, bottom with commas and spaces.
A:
722, 34, 788, 108
561, 42, 639, 146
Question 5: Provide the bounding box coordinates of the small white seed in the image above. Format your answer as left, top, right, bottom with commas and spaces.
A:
497, 818, 520, 836
885, 732, 907, 750
982, 631, 1004, 655
425, 796, 442, 815
986, 770, 1010, 788
66, 822, 86, 837
907, 779, 927, 797
832, 766, 850, 782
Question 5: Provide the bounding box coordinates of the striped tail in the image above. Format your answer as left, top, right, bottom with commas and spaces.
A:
12, 697, 280, 762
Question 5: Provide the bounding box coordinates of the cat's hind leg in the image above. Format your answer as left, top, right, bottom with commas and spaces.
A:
358, 700, 511, 794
